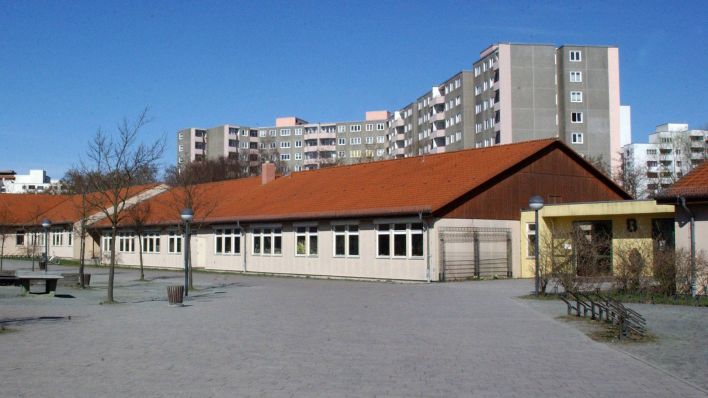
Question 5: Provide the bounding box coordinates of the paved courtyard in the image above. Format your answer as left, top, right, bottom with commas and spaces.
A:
1, 260, 706, 397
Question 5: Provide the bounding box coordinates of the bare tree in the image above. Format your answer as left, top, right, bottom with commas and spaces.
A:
63, 168, 98, 288
0, 203, 12, 271
584, 154, 611, 177
79, 108, 164, 303
614, 151, 647, 199
126, 201, 151, 281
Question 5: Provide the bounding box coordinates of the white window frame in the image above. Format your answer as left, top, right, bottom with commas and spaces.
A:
117, 232, 135, 253
333, 224, 359, 258
365, 136, 374, 144
350, 125, 361, 132
526, 223, 537, 258
570, 71, 582, 83
295, 226, 318, 256
280, 129, 291, 136
375, 222, 424, 259
51, 229, 63, 246
141, 232, 161, 254
570, 91, 583, 103
365, 123, 373, 132
214, 227, 241, 255
350, 137, 361, 145
569, 50, 582, 62
571, 132, 584, 144
571, 112, 583, 124
168, 231, 183, 254
251, 227, 282, 256
376, 123, 385, 131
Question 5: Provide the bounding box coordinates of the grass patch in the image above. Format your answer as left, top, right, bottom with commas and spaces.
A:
518, 293, 563, 301
557, 315, 657, 343
0, 326, 17, 334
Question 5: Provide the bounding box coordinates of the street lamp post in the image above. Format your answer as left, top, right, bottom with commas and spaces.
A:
528, 196, 544, 296
41, 219, 51, 273
180, 208, 193, 298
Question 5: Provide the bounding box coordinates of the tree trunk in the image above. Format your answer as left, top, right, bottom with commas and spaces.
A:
107, 226, 117, 303
138, 233, 144, 281
187, 231, 193, 291
79, 223, 86, 288
0, 236, 5, 271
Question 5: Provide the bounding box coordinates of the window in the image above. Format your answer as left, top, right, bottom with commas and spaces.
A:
294, 128, 302, 136
350, 150, 361, 158
365, 123, 373, 132
141, 232, 160, 253
214, 228, 241, 255
337, 125, 346, 133
350, 137, 361, 145
527, 223, 536, 257
475, 85, 482, 95
570, 91, 583, 103
101, 235, 112, 253
118, 232, 135, 253
268, 130, 276, 137
377, 223, 424, 258
168, 231, 182, 254
296, 226, 318, 256
178, 132, 184, 140
259, 130, 266, 137
178, 145, 184, 152
16, 231, 24, 246
280, 154, 290, 161
338, 151, 346, 158
295, 140, 302, 148
474, 65, 481, 76
338, 138, 346, 145
571, 112, 583, 123
350, 125, 361, 132
475, 104, 481, 114
376, 135, 385, 144
376, 149, 384, 156
333, 225, 358, 257
295, 152, 302, 160
571, 132, 584, 144
280, 129, 291, 136
376, 123, 385, 131
280, 141, 291, 148
194, 142, 205, 150
365, 136, 374, 144
252, 228, 282, 255
570, 71, 582, 83
569, 50, 582, 62
51, 230, 63, 246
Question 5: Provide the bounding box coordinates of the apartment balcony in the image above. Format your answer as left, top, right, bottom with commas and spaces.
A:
318, 145, 336, 152
303, 131, 319, 139
395, 148, 405, 156
432, 129, 446, 138
304, 146, 318, 153
320, 131, 336, 139
395, 133, 405, 141
431, 112, 446, 122
429, 146, 447, 154
430, 96, 445, 105
304, 158, 319, 166
394, 118, 405, 127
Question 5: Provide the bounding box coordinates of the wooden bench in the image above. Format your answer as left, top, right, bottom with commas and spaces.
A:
14, 272, 64, 294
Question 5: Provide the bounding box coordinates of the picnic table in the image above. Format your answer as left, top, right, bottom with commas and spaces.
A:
13, 272, 64, 294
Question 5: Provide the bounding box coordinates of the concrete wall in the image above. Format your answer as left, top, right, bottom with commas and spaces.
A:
675, 204, 708, 257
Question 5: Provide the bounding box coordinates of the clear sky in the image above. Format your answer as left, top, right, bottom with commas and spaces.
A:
1, 0, 706, 178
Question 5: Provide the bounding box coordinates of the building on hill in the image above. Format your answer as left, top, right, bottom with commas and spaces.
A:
178, 43, 626, 173
88, 139, 629, 281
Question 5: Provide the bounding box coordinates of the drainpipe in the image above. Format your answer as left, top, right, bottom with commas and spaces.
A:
420, 211, 431, 283
238, 221, 247, 273
679, 197, 696, 297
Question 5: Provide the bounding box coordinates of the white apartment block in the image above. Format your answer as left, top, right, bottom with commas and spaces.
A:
622, 123, 708, 198
179, 43, 625, 171
0, 169, 63, 194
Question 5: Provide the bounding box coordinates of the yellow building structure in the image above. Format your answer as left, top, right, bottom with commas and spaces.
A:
520, 200, 675, 279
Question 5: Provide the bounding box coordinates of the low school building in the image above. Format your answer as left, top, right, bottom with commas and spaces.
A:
91, 139, 629, 281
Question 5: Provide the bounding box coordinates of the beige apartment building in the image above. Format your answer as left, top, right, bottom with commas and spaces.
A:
178, 43, 624, 171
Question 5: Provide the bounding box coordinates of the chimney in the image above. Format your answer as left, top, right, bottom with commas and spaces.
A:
261, 162, 276, 185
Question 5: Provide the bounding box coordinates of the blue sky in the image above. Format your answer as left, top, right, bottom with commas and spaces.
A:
1, 0, 706, 178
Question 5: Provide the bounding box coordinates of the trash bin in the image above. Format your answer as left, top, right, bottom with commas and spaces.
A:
39, 260, 47, 271
81, 273, 91, 287
167, 285, 185, 305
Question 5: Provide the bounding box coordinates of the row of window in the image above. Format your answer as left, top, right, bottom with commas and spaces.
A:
14, 230, 73, 247
99, 224, 425, 259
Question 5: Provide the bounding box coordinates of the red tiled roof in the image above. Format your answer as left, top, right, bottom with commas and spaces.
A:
100, 139, 626, 228
0, 183, 160, 227
657, 161, 708, 201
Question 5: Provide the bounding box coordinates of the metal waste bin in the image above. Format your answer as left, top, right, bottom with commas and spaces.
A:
167, 285, 185, 305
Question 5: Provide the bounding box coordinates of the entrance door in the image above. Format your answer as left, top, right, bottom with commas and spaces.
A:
572, 220, 613, 276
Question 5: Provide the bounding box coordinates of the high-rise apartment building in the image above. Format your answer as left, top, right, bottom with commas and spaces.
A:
622, 123, 707, 198
178, 43, 623, 171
